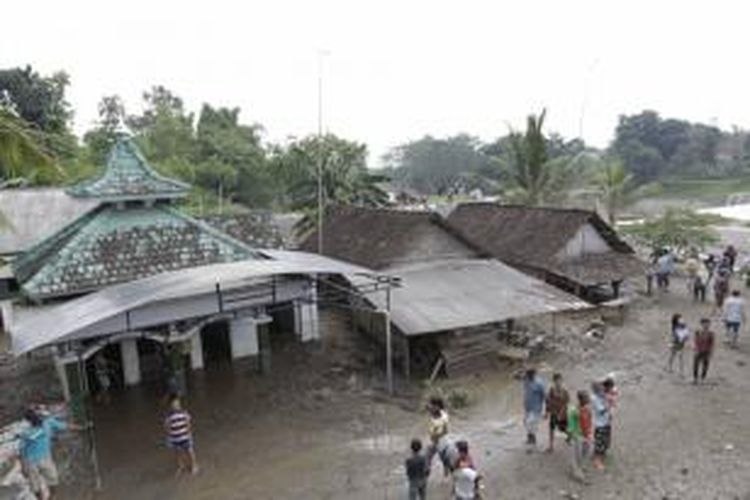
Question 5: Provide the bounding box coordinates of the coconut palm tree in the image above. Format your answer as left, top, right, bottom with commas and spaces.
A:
0, 108, 54, 182
507, 109, 549, 205
595, 158, 662, 225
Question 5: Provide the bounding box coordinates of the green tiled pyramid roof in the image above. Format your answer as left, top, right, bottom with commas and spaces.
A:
68, 137, 189, 201
14, 204, 259, 299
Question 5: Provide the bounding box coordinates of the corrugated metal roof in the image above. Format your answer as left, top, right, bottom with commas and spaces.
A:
0, 189, 99, 255
363, 259, 589, 336
11, 251, 375, 355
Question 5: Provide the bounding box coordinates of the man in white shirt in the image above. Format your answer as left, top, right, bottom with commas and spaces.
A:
723, 290, 746, 348
453, 462, 479, 500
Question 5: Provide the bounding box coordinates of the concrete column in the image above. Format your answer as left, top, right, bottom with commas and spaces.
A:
0, 300, 13, 334
120, 339, 141, 386
53, 353, 71, 401
229, 316, 259, 359
296, 282, 320, 343
190, 333, 204, 370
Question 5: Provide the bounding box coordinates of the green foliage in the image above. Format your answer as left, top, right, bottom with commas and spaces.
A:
383, 134, 495, 195
273, 134, 388, 236
612, 110, 750, 181
0, 107, 57, 183
622, 208, 722, 253
83, 95, 126, 165
592, 157, 662, 225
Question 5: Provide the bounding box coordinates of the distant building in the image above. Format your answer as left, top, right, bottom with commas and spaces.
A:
447, 203, 645, 302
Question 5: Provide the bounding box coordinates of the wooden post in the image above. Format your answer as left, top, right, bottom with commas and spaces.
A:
403, 336, 411, 379
384, 310, 393, 395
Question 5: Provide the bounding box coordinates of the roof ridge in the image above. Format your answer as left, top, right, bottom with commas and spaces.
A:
454, 202, 596, 216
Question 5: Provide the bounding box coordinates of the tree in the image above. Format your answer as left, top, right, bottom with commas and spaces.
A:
274, 134, 387, 236
83, 95, 126, 165
383, 134, 494, 195
0, 66, 76, 161
0, 107, 55, 183
622, 208, 721, 254
593, 157, 661, 225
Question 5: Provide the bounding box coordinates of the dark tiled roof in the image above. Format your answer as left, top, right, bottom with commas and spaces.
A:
446, 203, 639, 284
68, 138, 189, 201
447, 203, 633, 266
14, 204, 257, 299
299, 205, 481, 269
200, 213, 285, 249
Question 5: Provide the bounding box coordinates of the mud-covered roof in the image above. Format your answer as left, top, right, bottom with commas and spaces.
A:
299, 205, 483, 269
0, 188, 99, 255
68, 138, 189, 201
13, 204, 258, 299
201, 213, 286, 249
447, 203, 634, 267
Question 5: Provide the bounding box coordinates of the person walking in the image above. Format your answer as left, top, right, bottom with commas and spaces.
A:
567, 390, 592, 482
544, 373, 570, 452
522, 368, 546, 451
724, 245, 738, 273
405, 438, 429, 500
425, 396, 450, 475
714, 267, 731, 310
684, 252, 701, 293
165, 396, 199, 476
722, 290, 745, 348
16, 407, 79, 500
694, 263, 709, 303
591, 382, 611, 471
668, 314, 690, 376
656, 250, 674, 291
693, 318, 716, 384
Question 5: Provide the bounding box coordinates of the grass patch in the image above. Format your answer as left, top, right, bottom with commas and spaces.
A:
658, 177, 750, 203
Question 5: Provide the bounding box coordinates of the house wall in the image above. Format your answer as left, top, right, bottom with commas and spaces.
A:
558, 223, 611, 259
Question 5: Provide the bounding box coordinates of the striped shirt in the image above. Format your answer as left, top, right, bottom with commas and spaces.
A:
165, 410, 192, 444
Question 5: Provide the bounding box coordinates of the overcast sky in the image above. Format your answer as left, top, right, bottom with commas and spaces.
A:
3, 0, 749, 165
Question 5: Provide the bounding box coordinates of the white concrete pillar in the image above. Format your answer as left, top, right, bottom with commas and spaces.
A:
120, 339, 141, 386
0, 300, 13, 335
296, 282, 320, 342
53, 354, 71, 402
190, 333, 204, 370
229, 317, 259, 359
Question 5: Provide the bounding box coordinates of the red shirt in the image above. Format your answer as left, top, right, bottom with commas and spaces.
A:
579, 405, 593, 439
694, 329, 715, 354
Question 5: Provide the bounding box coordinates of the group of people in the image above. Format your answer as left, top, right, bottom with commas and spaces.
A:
405, 397, 482, 499
652, 245, 739, 309
523, 369, 619, 482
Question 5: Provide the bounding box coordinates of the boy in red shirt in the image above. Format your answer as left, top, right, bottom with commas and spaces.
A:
693, 318, 715, 384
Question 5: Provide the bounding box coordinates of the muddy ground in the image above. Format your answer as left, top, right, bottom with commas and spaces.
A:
5, 276, 750, 500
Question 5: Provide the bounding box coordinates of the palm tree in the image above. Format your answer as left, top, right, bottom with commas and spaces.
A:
595, 158, 662, 225
507, 109, 551, 205
0, 108, 54, 182
279, 134, 388, 237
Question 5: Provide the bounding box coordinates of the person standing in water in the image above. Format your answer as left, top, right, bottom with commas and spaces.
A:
165, 396, 199, 476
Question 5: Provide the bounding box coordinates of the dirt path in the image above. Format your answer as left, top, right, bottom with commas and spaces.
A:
60, 280, 750, 499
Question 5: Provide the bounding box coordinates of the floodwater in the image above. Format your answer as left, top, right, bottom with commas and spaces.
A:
79, 335, 521, 500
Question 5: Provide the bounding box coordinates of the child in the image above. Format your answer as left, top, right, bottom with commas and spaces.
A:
545, 372, 570, 452
668, 314, 690, 376
426, 396, 450, 474
591, 382, 611, 471
567, 391, 591, 482
165, 396, 199, 476
452, 446, 482, 500
405, 438, 429, 500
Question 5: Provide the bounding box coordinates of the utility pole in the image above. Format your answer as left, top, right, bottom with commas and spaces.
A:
316, 50, 327, 254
